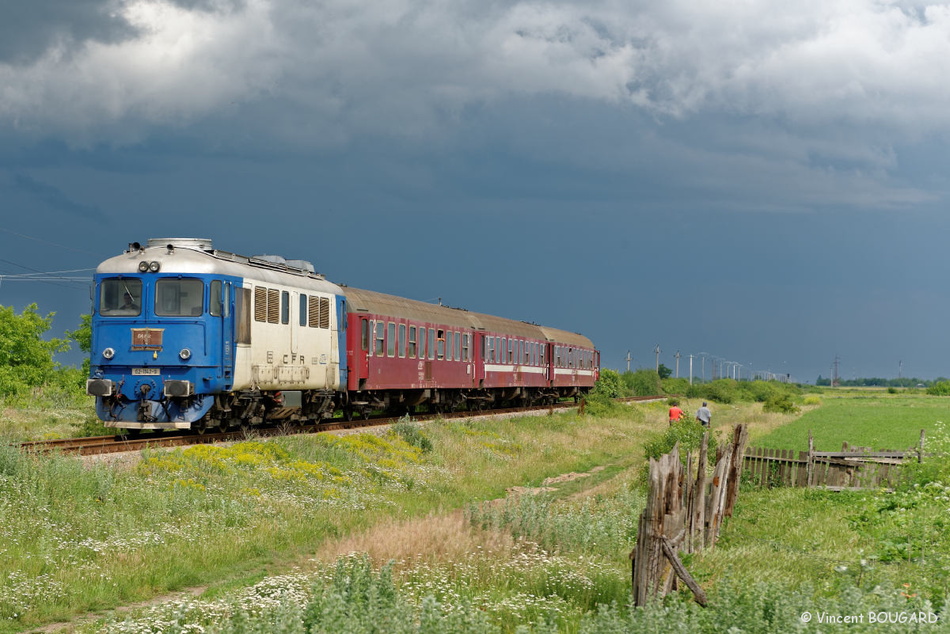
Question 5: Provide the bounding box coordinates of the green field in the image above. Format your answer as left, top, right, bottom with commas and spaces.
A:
755, 391, 944, 451
2, 388, 949, 632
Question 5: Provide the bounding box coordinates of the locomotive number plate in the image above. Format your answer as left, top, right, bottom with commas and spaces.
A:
132, 368, 161, 376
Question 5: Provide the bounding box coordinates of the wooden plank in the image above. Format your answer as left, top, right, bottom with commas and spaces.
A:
723, 425, 748, 517
690, 431, 708, 553
662, 538, 708, 606
813, 451, 909, 459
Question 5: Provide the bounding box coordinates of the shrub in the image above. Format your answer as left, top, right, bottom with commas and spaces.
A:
927, 381, 950, 396
583, 392, 626, 418
592, 369, 622, 398
661, 377, 690, 395
642, 419, 707, 462
762, 394, 799, 414
700, 379, 738, 404
622, 370, 661, 397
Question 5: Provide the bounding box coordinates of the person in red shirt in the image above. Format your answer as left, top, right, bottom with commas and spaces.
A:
668, 399, 684, 425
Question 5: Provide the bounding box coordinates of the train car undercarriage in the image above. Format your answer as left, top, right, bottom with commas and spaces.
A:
116, 385, 588, 433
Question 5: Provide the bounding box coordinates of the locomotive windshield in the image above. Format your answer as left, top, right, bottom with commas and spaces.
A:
156, 278, 204, 316
99, 279, 143, 316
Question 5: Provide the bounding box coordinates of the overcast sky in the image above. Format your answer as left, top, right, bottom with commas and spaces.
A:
3, 0, 950, 383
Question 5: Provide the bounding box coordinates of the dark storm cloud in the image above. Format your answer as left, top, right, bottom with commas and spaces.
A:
0, 0, 137, 64
2, 0, 950, 382
11, 172, 107, 220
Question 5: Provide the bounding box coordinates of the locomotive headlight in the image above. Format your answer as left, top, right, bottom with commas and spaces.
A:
138, 260, 149, 272
102, 347, 116, 359
179, 348, 192, 360
148, 261, 161, 273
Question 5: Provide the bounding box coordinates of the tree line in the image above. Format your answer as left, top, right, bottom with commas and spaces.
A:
815, 375, 943, 388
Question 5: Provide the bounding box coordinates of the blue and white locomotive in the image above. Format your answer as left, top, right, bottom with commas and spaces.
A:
87, 238, 348, 432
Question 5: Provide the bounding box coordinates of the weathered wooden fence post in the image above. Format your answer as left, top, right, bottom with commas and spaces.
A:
631, 445, 685, 606
631, 425, 748, 606
806, 431, 815, 488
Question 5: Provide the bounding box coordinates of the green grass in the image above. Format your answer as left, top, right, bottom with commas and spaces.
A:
0, 407, 655, 632
7, 392, 950, 633
755, 392, 943, 451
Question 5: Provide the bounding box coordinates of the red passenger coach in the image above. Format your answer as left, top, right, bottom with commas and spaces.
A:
343, 287, 599, 418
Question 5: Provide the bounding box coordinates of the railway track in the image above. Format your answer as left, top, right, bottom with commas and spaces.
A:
17, 395, 666, 457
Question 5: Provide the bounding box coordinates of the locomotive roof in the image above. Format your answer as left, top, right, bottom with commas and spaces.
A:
96, 239, 344, 294
344, 286, 595, 348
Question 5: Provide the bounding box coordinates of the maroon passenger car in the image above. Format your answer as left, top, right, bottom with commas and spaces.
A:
343, 287, 598, 418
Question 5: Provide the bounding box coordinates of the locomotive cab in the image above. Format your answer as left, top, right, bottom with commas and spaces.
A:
87, 250, 238, 430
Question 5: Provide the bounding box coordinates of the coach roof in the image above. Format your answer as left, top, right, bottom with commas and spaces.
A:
344, 287, 594, 348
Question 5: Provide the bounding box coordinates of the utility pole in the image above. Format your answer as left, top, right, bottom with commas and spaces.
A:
626, 350, 632, 373
654, 345, 661, 373
674, 351, 681, 378
832, 356, 840, 387
688, 355, 694, 385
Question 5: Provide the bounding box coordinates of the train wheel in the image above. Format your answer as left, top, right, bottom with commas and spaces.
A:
193, 419, 208, 435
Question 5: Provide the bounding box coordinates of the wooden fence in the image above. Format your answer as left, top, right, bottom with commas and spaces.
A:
630, 424, 749, 606
743, 430, 925, 491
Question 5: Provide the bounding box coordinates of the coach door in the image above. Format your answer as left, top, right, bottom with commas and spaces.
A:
473, 332, 486, 388
350, 317, 370, 389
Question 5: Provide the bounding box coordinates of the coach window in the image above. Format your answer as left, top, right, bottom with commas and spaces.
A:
508, 339, 514, 363
436, 329, 445, 360
428, 329, 436, 360
299, 294, 308, 326
408, 326, 417, 358
361, 319, 370, 352
235, 287, 251, 344
399, 324, 407, 357
280, 291, 290, 325
156, 278, 204, 317
375, 322, 385, 356
387, 322, 396, 357
462, 334, 470, 362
